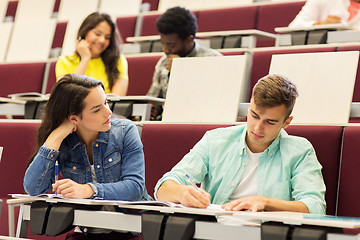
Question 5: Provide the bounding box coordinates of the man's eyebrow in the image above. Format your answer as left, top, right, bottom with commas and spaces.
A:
251, 109, 279, 123
250, 109, 259, 116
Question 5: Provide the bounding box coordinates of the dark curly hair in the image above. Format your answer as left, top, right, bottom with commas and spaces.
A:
156, 6, 197, 40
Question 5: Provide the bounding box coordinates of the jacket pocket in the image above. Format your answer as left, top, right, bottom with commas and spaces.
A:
103, 151, 122, 182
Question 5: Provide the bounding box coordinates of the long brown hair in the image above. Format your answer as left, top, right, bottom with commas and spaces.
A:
28, 74, 104, 167
75, 12, 122, 90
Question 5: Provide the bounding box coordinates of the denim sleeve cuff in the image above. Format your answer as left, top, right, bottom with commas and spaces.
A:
38, 143, 59, 161
88, 182, 104, 199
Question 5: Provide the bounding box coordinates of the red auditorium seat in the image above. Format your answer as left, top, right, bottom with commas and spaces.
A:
249, 47, 337, 101
0, 121, 39, 236
337, 126, 360, 217
286, 125, 343, 216
197, 6, 257, 32
46, 60, 57, 94
140, 13, 161, 36
116, 16, 137, 43
256, 1, 306, 34
126, 54, 162, 95
5, 0, 17, 20
255, 1, 305, 47
141, 123, 233, 198
0, 121, 68, 239
0, 62, 46, 97
142, 0, 159, 11
53, 0, 61, 13
51, 21, 67, 50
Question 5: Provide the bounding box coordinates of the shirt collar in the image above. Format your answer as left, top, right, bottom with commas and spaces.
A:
66, 129, 110, 151
186, 42, 198, 57
265, 128, 287, 154
240, 125, 287, 155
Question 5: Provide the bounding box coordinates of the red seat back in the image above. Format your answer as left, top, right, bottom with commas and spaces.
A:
116, 16, 137, 43
127, 54, 162, 95
337, 126, 360, 217
0, 122, 40, 198
256, 1, 306, 34
197, 6, 257, 32
141, 124, 233, 197
0, 62, 46, 97
286, 125, 343, 215
51, 21, 67, 49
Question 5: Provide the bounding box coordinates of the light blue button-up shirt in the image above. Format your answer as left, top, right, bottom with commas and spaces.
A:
155, 125, 326, 214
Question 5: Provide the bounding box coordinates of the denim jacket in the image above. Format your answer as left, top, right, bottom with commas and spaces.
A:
24, 118, 151, 201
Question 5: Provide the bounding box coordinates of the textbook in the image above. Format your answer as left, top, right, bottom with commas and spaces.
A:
10, 194, 227, 216
8, 92, 50, 101
10, 194, 195, 208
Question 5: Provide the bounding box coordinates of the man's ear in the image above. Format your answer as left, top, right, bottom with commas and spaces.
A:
282, 116, 293, 129
186, 35, 194, 44
68, 115, 79, 125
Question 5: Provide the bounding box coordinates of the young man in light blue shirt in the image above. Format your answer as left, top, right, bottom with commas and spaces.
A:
155, 74, 326, 214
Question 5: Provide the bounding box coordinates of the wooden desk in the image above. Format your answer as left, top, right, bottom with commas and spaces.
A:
275, 24, 351, 46
0, 96, 165, 121
127, 29, 276, 51
7, 197, 360, 240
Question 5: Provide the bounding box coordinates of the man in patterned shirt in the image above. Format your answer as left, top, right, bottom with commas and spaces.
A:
147, 6, 222, 120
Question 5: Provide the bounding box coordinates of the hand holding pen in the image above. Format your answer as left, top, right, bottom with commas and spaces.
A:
184, 174, 211, 208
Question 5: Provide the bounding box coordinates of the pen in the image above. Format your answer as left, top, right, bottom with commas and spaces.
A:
185, 174, 200, 192
54, 160, 59, 195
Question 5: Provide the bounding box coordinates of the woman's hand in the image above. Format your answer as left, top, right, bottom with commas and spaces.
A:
76, 38, 91, 60
45, 119, 76, 151
52, 179, 95, 199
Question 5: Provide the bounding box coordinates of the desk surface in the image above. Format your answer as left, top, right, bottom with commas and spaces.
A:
127, 29, 276, 43
7, 198, 360, 240
275, 23, 351, 33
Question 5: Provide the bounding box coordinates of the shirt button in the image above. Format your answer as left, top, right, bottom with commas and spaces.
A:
95, 144, 99, 147
86, 167, 90, 171
97, 165, 100, 169
109, 158, 112, 162
73, 166, 77, 170
269, 153, 273, 156
232, 184, 235, 187
84, 228, 88, 232
242, 162, 246, 166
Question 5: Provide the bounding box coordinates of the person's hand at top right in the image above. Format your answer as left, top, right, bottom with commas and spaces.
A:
314, 15, 341, 25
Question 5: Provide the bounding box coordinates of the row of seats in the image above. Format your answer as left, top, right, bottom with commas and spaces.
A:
0, 0, 156, 63
0, 120, 359, 238
125, 0, 306, 44
0, 0, 306, 63
2, 0, 159, 21
2, 44, 360, 105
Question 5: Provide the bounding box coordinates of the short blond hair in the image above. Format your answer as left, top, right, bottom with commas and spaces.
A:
252, 74, 298, 119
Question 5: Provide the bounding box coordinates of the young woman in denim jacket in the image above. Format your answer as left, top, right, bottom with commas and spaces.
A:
24, 74, 149, 240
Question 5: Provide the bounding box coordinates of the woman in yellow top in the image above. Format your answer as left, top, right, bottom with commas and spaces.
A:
56, 12, 128, 95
